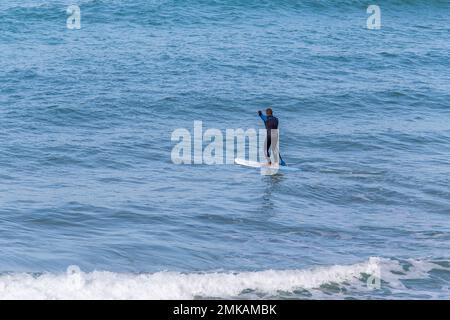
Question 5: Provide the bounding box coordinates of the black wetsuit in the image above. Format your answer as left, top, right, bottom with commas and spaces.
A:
258, 111, 286, 165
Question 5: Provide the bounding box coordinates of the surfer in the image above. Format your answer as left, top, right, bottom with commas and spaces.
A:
258, 108, 286, 166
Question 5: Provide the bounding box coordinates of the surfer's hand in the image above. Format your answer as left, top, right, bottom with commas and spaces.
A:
258, 110, 262, 116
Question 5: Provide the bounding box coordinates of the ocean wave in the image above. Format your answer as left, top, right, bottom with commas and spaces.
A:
0, 258, 448, 299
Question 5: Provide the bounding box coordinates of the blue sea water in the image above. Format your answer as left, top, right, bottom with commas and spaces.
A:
1, 0, 450, 299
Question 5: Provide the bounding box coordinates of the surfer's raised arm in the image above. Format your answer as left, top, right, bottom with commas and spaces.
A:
258, 110, 267, 122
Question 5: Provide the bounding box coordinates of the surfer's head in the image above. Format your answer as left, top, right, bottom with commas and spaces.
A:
266, 108, 273, 116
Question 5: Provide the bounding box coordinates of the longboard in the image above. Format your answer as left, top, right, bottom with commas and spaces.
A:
234, 158, 299, 171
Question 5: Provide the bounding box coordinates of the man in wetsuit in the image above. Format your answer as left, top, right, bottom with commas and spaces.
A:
258, 108, 286, 166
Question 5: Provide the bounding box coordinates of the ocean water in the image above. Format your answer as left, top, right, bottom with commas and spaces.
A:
1, 0, 450, 299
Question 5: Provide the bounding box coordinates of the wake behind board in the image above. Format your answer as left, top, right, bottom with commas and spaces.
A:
234, 158, 299, 172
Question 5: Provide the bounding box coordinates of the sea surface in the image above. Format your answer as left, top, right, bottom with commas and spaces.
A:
1, 0, 450, 299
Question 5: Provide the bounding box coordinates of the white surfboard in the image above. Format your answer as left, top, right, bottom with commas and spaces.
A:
234, 158, 265, 168
234, 158, 299, 171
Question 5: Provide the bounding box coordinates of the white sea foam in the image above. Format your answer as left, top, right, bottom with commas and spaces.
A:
0, 258, 446, 300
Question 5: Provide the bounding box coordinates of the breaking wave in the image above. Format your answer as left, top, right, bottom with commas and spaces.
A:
1, 258, 448, 300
